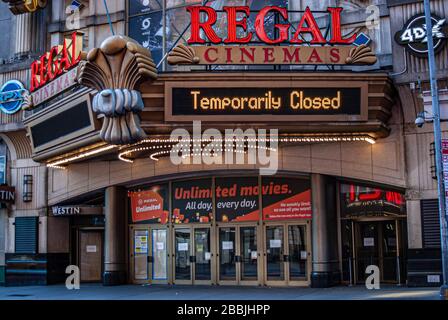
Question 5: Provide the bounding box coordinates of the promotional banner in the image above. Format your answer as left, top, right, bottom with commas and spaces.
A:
262, 177, 312, 220
215, 177, 259, 222
172, 179, 213, 223
129, 185, 169, 224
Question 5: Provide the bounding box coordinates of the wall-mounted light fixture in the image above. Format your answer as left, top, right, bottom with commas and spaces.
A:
23, 175, 33, 202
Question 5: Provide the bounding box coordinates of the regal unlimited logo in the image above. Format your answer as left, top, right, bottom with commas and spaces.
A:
395, 13, 448, 57
0, 80, 28, 115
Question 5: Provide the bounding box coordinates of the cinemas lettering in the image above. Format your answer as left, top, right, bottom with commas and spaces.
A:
30, 32, 84, 92
167, 6, 377, 66
168, 86, 365, 121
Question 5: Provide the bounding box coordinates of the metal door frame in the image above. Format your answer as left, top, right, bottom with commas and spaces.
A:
216, 222, 260, 286
263, 221, 311, 286
172, 224, 213, 285
129, 224, 169, 285
352, 218, 401, 285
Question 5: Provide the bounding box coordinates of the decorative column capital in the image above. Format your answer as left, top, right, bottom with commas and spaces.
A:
77, 35, 158, 145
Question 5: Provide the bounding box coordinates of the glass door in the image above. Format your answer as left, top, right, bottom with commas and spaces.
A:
287, 224, 309, 284
131, 227, 150, 284
218, 225, 259, 285
239, 226, 259, 284
151, 229, 168, 283
265, 225, 286, 285
218, 227, 237, 284
174, 227, 192, 284
194, 228, 212, 284
173, 226, 212, 284
264, 223, 310, 286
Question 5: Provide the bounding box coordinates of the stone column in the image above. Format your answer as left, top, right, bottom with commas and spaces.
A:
14, 13, 32, 57
103, 186, 127, 286
311, 173, 337, 287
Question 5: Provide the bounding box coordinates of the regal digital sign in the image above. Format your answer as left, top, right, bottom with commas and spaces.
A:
166, 83, 367, 122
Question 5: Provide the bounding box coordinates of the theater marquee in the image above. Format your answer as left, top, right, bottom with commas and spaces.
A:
165, 81, 368, 122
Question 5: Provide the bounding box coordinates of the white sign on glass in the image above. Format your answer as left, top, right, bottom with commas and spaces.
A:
270, 239, 282, 248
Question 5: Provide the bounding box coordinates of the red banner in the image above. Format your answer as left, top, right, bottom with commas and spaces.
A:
130, 190, 167, 223
263, 190, 312, 220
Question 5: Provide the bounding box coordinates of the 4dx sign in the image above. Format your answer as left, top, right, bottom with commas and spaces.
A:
30, 32, 84, 92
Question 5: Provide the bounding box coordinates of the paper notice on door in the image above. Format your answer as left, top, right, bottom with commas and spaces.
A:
251, 251, 258, 259
178, 242, 189, 251
86, 245, 97, 253
363, 237, 375, 247
270, 239, 282, 248
196, 244, 204, 252
300, 251, 307, 260
205, 252, 211, 260
156, 242, 165, 251
222, 241, 233, 250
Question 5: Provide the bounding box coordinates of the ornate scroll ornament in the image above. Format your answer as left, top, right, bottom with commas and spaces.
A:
77, 35, 158, 145
345, 44, 377, 65
167, 44, 199, 65
2, 0, 47, 14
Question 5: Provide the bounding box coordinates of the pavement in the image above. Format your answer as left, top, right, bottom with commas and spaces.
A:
0, 284, 443, 300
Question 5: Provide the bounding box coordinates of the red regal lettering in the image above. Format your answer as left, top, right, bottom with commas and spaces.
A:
223, 6, 252, 44
187, 6, 221, 44
255, 6, 289, 44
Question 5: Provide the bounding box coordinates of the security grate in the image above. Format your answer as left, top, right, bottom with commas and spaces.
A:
421, 199, 441, 248
14, 217, 38, 254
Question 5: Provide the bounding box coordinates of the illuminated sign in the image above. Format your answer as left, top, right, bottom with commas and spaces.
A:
395, 13, 447, 57
187, 6, 355, 45
168, 6, 377, 66
30, 32, 84, 92
166, 83, 368, 122
0, 80, 28, 114
340, 184, 406, 218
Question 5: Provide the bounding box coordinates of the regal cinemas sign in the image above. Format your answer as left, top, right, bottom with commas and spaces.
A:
168, 6, 377, 66
27, 32, 85, 108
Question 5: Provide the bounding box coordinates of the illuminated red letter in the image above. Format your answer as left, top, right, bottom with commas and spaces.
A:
187, 6, 221, 44
291, 7, 325, 44
328, 7, 356, 44
30, 61, 41, 92
255, 6, 289, 44
70, 32, 82, 65
47, 46, 60, 81
223, 6, 252, 44
39, 54, 49, 88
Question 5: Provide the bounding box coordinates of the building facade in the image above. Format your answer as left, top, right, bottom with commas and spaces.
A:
0, 0, 446, 288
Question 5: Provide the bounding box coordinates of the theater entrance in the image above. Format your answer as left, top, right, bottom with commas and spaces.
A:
352, 219, 403, 284
172, 225, 213, 285
217, 224, 260, 285
130, 225, 169, 284
263, 222, 311, 286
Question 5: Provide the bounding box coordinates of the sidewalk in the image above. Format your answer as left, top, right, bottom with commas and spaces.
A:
0, 284, 441, 300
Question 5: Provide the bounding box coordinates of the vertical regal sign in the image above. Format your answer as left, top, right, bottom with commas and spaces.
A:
442, 140, 448, 212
